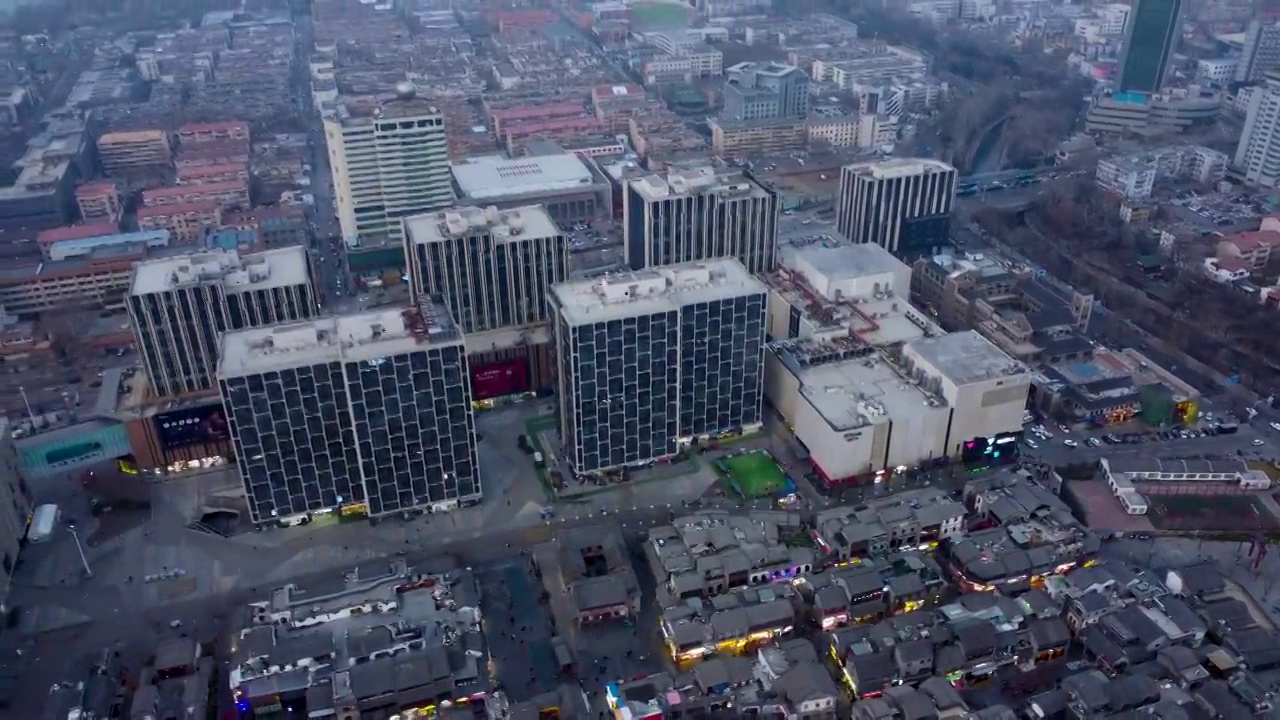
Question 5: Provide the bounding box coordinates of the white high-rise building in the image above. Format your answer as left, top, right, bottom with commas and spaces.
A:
404, 205, 568, 334
1234, 71, 1280, 188
323, 85, 454, 250
1237, 21, 1280, 83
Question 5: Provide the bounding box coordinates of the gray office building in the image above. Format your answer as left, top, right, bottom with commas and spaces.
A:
624, 165, 779, 275
128, 248, 317, 398
723, 61, 809, 121
218, 301, 480, 524
549, 258, 767, 474
1238, 21, 1280, 83
836, 158, 956, 258
404, 204, 568, 332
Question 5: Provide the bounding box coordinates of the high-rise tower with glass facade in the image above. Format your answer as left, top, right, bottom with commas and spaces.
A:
1116, 0, 1181, 94
218, 301, 480, 524
128, 247, 317, 398
549, 258, 767, 474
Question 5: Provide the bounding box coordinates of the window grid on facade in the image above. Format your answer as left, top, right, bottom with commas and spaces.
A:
222, 343, 480, 524
551, 269, 767, 474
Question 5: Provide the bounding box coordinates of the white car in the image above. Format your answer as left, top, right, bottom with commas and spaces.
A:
1063, 439, 1078, 448
1024, 439, 1038, 449
1270, 422, 1280, 432
1253, 439, 1266, 446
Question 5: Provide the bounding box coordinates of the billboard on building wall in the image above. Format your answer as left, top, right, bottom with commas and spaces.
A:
152, 404, 230, 449
961, 431, 1021, 467
470, 359, 529, 400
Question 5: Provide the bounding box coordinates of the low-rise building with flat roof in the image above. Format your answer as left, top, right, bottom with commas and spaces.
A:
765, 242, 942, 347
768, 328, 1029, 486
912, 251, 1095, 366
450, 152, 611, 223
46, 229, 171, 263
75, 182, 123, 222
97, 129, 172, 176
36, 221, 121, 253
709, 116, 808, 156
142, 179, 249, 210
1100, 456, 1272, 516
137, 200, 222, 245
0, 242, 189, 315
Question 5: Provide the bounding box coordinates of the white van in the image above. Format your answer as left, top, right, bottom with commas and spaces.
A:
26, 504, 59, 543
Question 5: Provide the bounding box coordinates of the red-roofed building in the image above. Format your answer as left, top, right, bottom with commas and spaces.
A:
142, 180, 249, 210
138, 200, 222, 245
36, 221, 119, 248
177, 162, 250, 185
1218, 228, 1280, 271
490, 103, 587, 136
177, 121, 250, 145
495, 9, 557, 32
75, 183, 123, 223
174, 140, 251, 169
502, 116, 604, 153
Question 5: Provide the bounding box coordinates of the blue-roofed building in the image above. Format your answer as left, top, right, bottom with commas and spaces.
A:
203, 225, 259, 250
47, 229, 171, 262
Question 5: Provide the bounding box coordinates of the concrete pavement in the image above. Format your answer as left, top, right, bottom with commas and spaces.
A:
4, 401, 735, 714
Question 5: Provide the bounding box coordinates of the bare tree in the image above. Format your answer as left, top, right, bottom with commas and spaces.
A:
40, 307, 91, 363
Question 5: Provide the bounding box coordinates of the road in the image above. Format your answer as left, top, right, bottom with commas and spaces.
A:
295, 11, 351, 311
960, 167, 1068, 184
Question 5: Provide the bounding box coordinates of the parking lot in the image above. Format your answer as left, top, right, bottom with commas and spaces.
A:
1024, 416, 1275, 469
565, 217, 622, 254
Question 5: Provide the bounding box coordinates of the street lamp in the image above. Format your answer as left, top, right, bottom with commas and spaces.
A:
66, 522, 93, 579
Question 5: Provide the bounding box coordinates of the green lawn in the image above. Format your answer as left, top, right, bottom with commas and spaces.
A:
524, 416, 557, 499
722, 452, 787, 499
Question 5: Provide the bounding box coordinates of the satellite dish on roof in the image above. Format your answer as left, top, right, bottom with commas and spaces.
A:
394, 81, 417, 100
